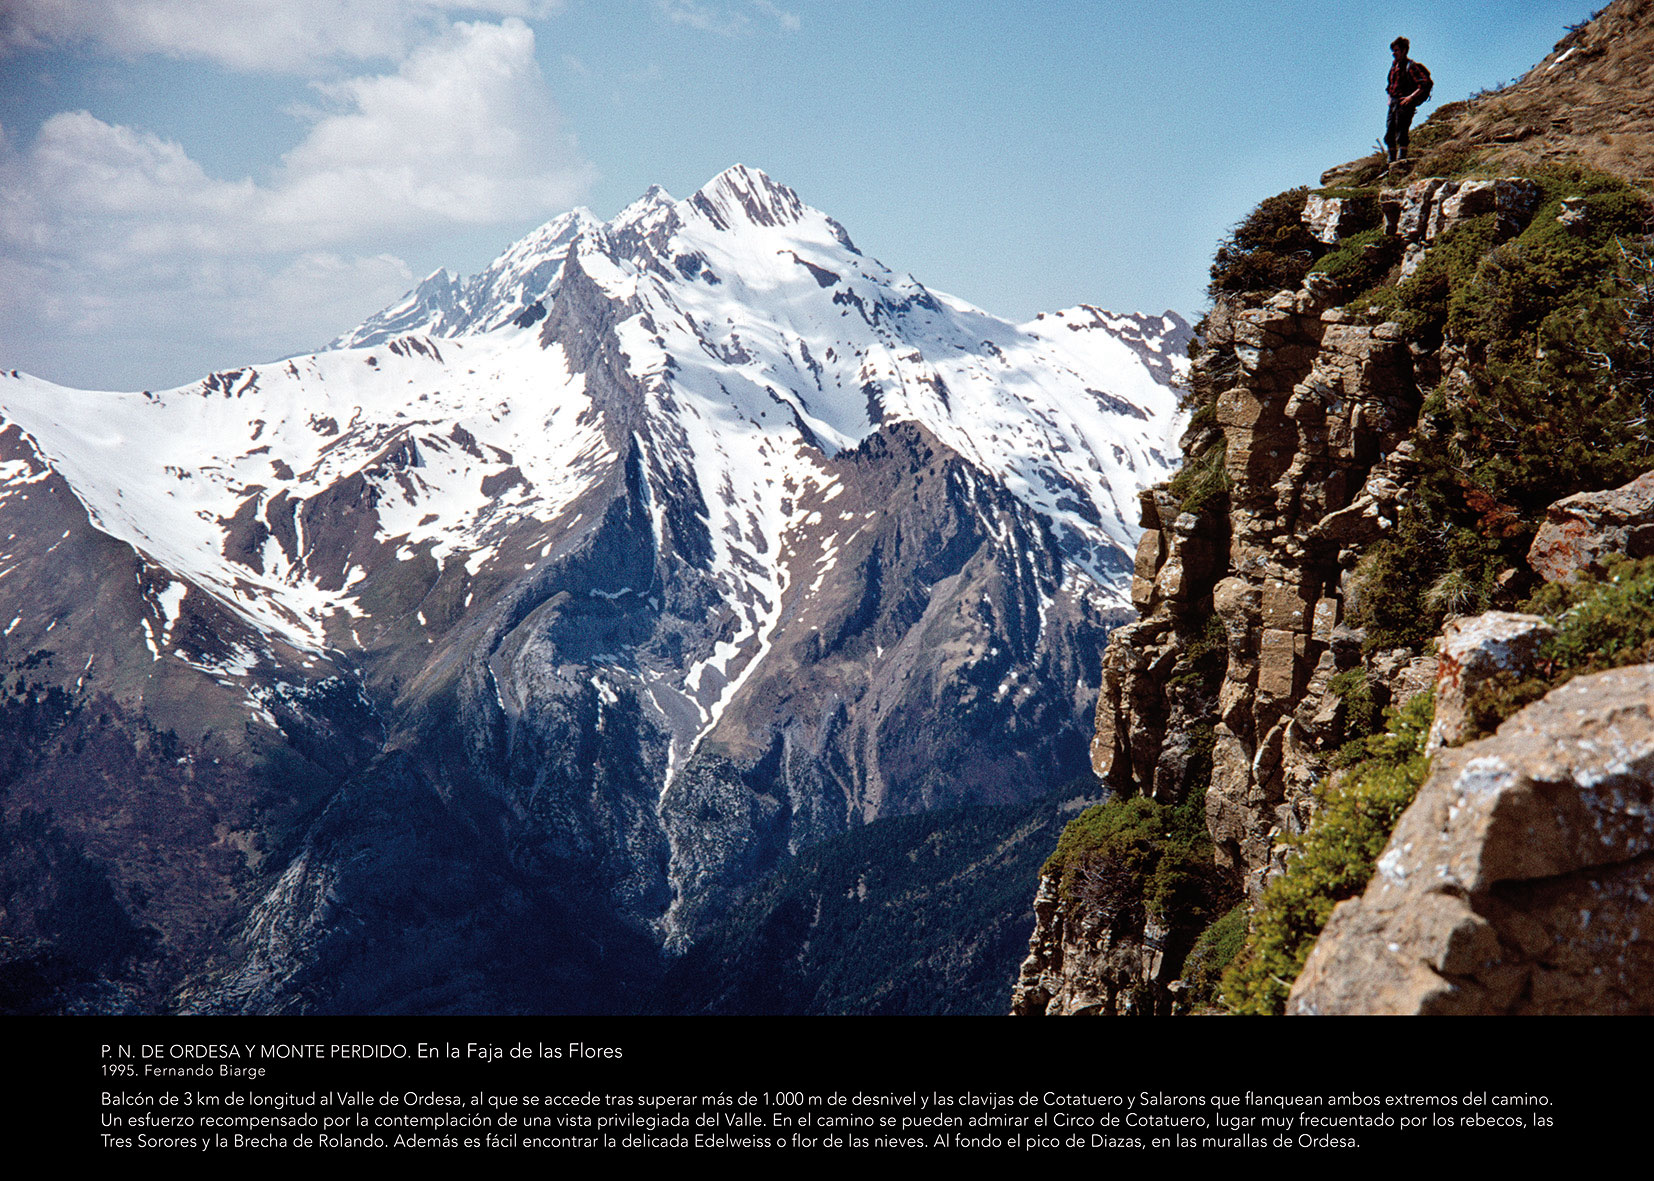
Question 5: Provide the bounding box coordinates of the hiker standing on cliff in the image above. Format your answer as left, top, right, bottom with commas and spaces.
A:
1385, 36, 1432, 163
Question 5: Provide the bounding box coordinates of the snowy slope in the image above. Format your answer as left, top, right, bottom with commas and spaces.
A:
1, 332, 606, 652
0, 165, 1185, 664
0, 165, 1199, 1010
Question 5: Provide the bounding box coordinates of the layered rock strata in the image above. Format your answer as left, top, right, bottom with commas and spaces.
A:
1016, 280, 1437, 1013
1018, 0, 1654, 1016
1016, 174, 1569, 1014
1010, 876, 1170, 1017
1528, 469, 1654, 583
1099, 282, 1430, 900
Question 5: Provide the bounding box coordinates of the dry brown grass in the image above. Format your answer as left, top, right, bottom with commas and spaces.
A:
1439, 0, 1654, 183
1323, 0, 1654, 189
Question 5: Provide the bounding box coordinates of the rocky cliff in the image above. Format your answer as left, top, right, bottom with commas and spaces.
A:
1015, 0, 1654, 1016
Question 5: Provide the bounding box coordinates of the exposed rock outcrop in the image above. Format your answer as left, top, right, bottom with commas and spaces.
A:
1381, 176, 1539, 277
1011, 874, 1171, 1016
1528, 470, 1654, 583
1290, 663, 1654, 1015
1019, 0, 1654, 1015
1095, 287, 1429, 903
1425, 612, 1553, 756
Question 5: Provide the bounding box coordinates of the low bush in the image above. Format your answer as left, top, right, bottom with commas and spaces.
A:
1179, 902, 1248, 1007
1326, 667, 1385, 766
1168, 437, 1229, 515
1460, 555, 1654, 739
1208, 188, 1325, 298
1221, 691, 1434, 1015
1044, 786, 1231, 948
1345, 167, 1652, 650
1309, 226, 1401, 294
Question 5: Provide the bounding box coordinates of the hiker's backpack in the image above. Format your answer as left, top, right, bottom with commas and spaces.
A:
1411, 60, 1433, 102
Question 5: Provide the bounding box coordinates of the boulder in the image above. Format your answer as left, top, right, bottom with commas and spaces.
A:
1302, 195, 1361, 245
1381, 176, 1540, 278
1528, 469, 1654, 582
1290, 663, 1654, 1014
1426, 611, 1555, 755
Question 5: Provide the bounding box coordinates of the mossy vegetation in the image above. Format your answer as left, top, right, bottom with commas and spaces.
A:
1168, 436, 1229, 514
1179, 902, 1249, 1007
1221, 691, 1435, 1016
1043, 785, 1234, 963
1325, 667, 1386, 766
1168, 616, 1227, 690
1308, 226, 1400, 293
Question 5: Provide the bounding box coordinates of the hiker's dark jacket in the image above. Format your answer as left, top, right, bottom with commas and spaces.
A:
1388, 59, 1429, 104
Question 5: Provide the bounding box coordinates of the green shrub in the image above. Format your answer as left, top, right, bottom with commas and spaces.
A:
1542, 555, 1654, 668
1343, 168, 1653, 652
1357, 212, 1501, 345
1044, 787, 1230, 940
1460, 556, 1654, 740
1309, 188, 1383, 237
1168, 437, 1229, 515
1169, 616, 1227, 689
1346, 504, 1503, 651
1221, 691, 1434, 1015
1410, 146, 1488, 182
1179, 902, 1249, 1007
1209, 188, 1325, 298
1326, 667, 1385, 765
1310, 226, 1400, 294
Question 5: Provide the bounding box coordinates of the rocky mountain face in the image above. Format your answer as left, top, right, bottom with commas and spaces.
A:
0, 165, 1187, 1013
1014, 0, 1654, 1016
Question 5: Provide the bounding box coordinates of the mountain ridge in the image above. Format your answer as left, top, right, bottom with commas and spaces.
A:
0, 164, 1189, 1012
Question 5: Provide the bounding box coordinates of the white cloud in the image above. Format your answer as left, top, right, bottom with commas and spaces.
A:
3, 19, 592, 257
751, 1, 801, 33
275, 18, 593, 239
0, 245, 416, 389
654, 0, 799, 37
229, 252, 417, 348
0, 18, 593, 388
0, 0, 565, 73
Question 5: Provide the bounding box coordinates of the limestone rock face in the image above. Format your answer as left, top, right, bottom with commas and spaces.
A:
1011, 871, 1168, 1016
1381, 177, 1540, 277
1425, 611, 1554, 756
1026, 0, 1654, 1018
1302, 194, 1362, 245
1085, 158, 1561, 912
1290, 664, 1654, 1015
1092, 262, 1438, 900
1528, 469, 1654, 583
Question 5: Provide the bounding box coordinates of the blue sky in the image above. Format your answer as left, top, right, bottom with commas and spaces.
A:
0, 1, 1603, 390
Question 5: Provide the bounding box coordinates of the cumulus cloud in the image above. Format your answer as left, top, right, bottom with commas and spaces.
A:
0, 245, 417, 389
277, 19, 591, 233
0, 0, 564, 73
0, 18, 594, 388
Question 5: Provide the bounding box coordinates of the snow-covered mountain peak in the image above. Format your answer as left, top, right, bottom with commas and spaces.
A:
2, 164, 1189, 682
0, 165, 1197, 992
688, 163, 807, 231
319, 165, 1190, 591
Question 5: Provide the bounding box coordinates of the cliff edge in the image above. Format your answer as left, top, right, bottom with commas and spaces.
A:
1015, 0, 1654, 1016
